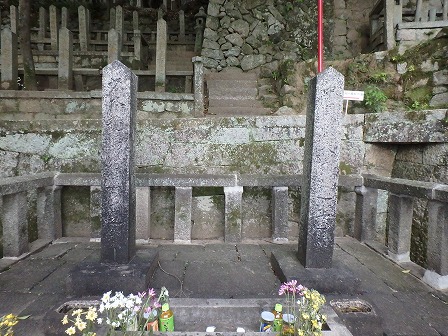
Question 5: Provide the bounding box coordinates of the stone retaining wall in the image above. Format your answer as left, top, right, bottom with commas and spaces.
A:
0, 115, 364, 239
1, 111, 446, 244
0, 91, 194, 120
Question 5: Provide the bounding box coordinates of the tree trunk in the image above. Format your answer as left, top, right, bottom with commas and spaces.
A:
18, 0, 37, 90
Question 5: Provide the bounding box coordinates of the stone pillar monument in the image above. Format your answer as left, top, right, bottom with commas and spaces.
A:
1, 28, 18, 90
108, 29, 122, 63
49, 5, 59, 50
100, 60, 137, 264
9, 5, 18, 34
193, 56, 204, 116
78, 6, 90, 51
67, 61, 157, 297
38, 7, 47, 51
298, 67, 344, 269
155, 18, 167, 92
58, 28, 73, 90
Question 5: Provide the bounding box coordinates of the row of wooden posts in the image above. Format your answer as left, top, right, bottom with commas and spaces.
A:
1, 4, 206, 95
5, 4, 198, 52
0, 21, 200, 92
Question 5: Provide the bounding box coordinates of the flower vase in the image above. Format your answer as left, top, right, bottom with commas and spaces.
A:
147, 320, 159, 332
281, 314, 296, 336
126, 317, 139, 331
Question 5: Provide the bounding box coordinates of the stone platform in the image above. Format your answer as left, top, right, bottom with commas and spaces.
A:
0, 237, 447, 336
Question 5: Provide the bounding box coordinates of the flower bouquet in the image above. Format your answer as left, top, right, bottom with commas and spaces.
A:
61, 287, 169, 335
278, 280, 326, 336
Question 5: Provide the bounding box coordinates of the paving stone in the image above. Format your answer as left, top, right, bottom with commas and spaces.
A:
333, 245, 392, 294
0, 291, 39, 315
157, 244, 208, 261
149, 259, 187, 296
236, 243, 269, 262
31, 264, 73, 294
0, 259, 64, 292
364, 292, 444, 336
336, 238, 425, 292
30, 242, 79, 260
204, 244, 240, 262
183, 260, 280, 298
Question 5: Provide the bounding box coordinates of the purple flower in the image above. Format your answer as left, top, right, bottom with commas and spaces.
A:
147, 288, 156, 297
278, 284, 288, 295
278, 280, 306, 295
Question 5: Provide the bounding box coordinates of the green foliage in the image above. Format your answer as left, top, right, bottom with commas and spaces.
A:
404, 86, 432, 110
369, 72, 389, 84
409, 100, 429, 111
364, 85, 388, 113
272, 70, 280, 81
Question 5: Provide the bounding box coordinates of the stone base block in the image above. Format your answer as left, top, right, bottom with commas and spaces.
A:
67, 250, 159, 296
388, 251, 410, 263
270, 250, 360, 294
423, 270, 448, 291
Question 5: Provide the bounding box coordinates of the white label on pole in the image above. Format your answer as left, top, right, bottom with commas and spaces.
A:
343, 90, 364, 101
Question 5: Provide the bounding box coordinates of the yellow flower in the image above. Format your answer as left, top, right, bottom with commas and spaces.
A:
75, 319, 87, 331
302, 313, 309, 320
72, 309, 83, 316
298, 330, 304, 336
61, 315, 69, 325
65, 326, 76, 335
7, 320, 18, 327
86, 308, 97, 321
311, 319, 322, 329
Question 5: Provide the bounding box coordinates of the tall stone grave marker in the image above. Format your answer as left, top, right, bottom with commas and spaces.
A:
9, 5, 18, 34
58, 28, 73, 90
49, 5, 59, 50
61, 7, 69, 29
38, 7, 47, 51
67, 61, 156, 296
108, 29, 121, 63
78, 6, 90, 51
155, 18, 167, 92
101, 61, 137, 264
1, 28, 18, 90
298, 67, 344, 268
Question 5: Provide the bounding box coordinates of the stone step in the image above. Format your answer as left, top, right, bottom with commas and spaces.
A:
206, 70, 258, 81
207, 79, 258, 90
207, 87, 258, 99
206, 106, 272, 116
208, 98, 265, 108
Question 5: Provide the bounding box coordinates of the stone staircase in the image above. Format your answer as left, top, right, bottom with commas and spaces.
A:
205, 68, 272, 116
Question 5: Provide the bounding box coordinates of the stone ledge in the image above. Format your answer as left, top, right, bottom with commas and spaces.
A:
398, 20, 448, 29
364, 110, 448, 143
363, 174, 447, 199
0, 172, 56, 195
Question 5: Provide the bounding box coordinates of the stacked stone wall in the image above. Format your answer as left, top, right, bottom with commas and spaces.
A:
333, 0, 377, 58
201, 0, 333, 71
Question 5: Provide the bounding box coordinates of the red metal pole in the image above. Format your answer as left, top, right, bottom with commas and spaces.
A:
317, 0, 324, 72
